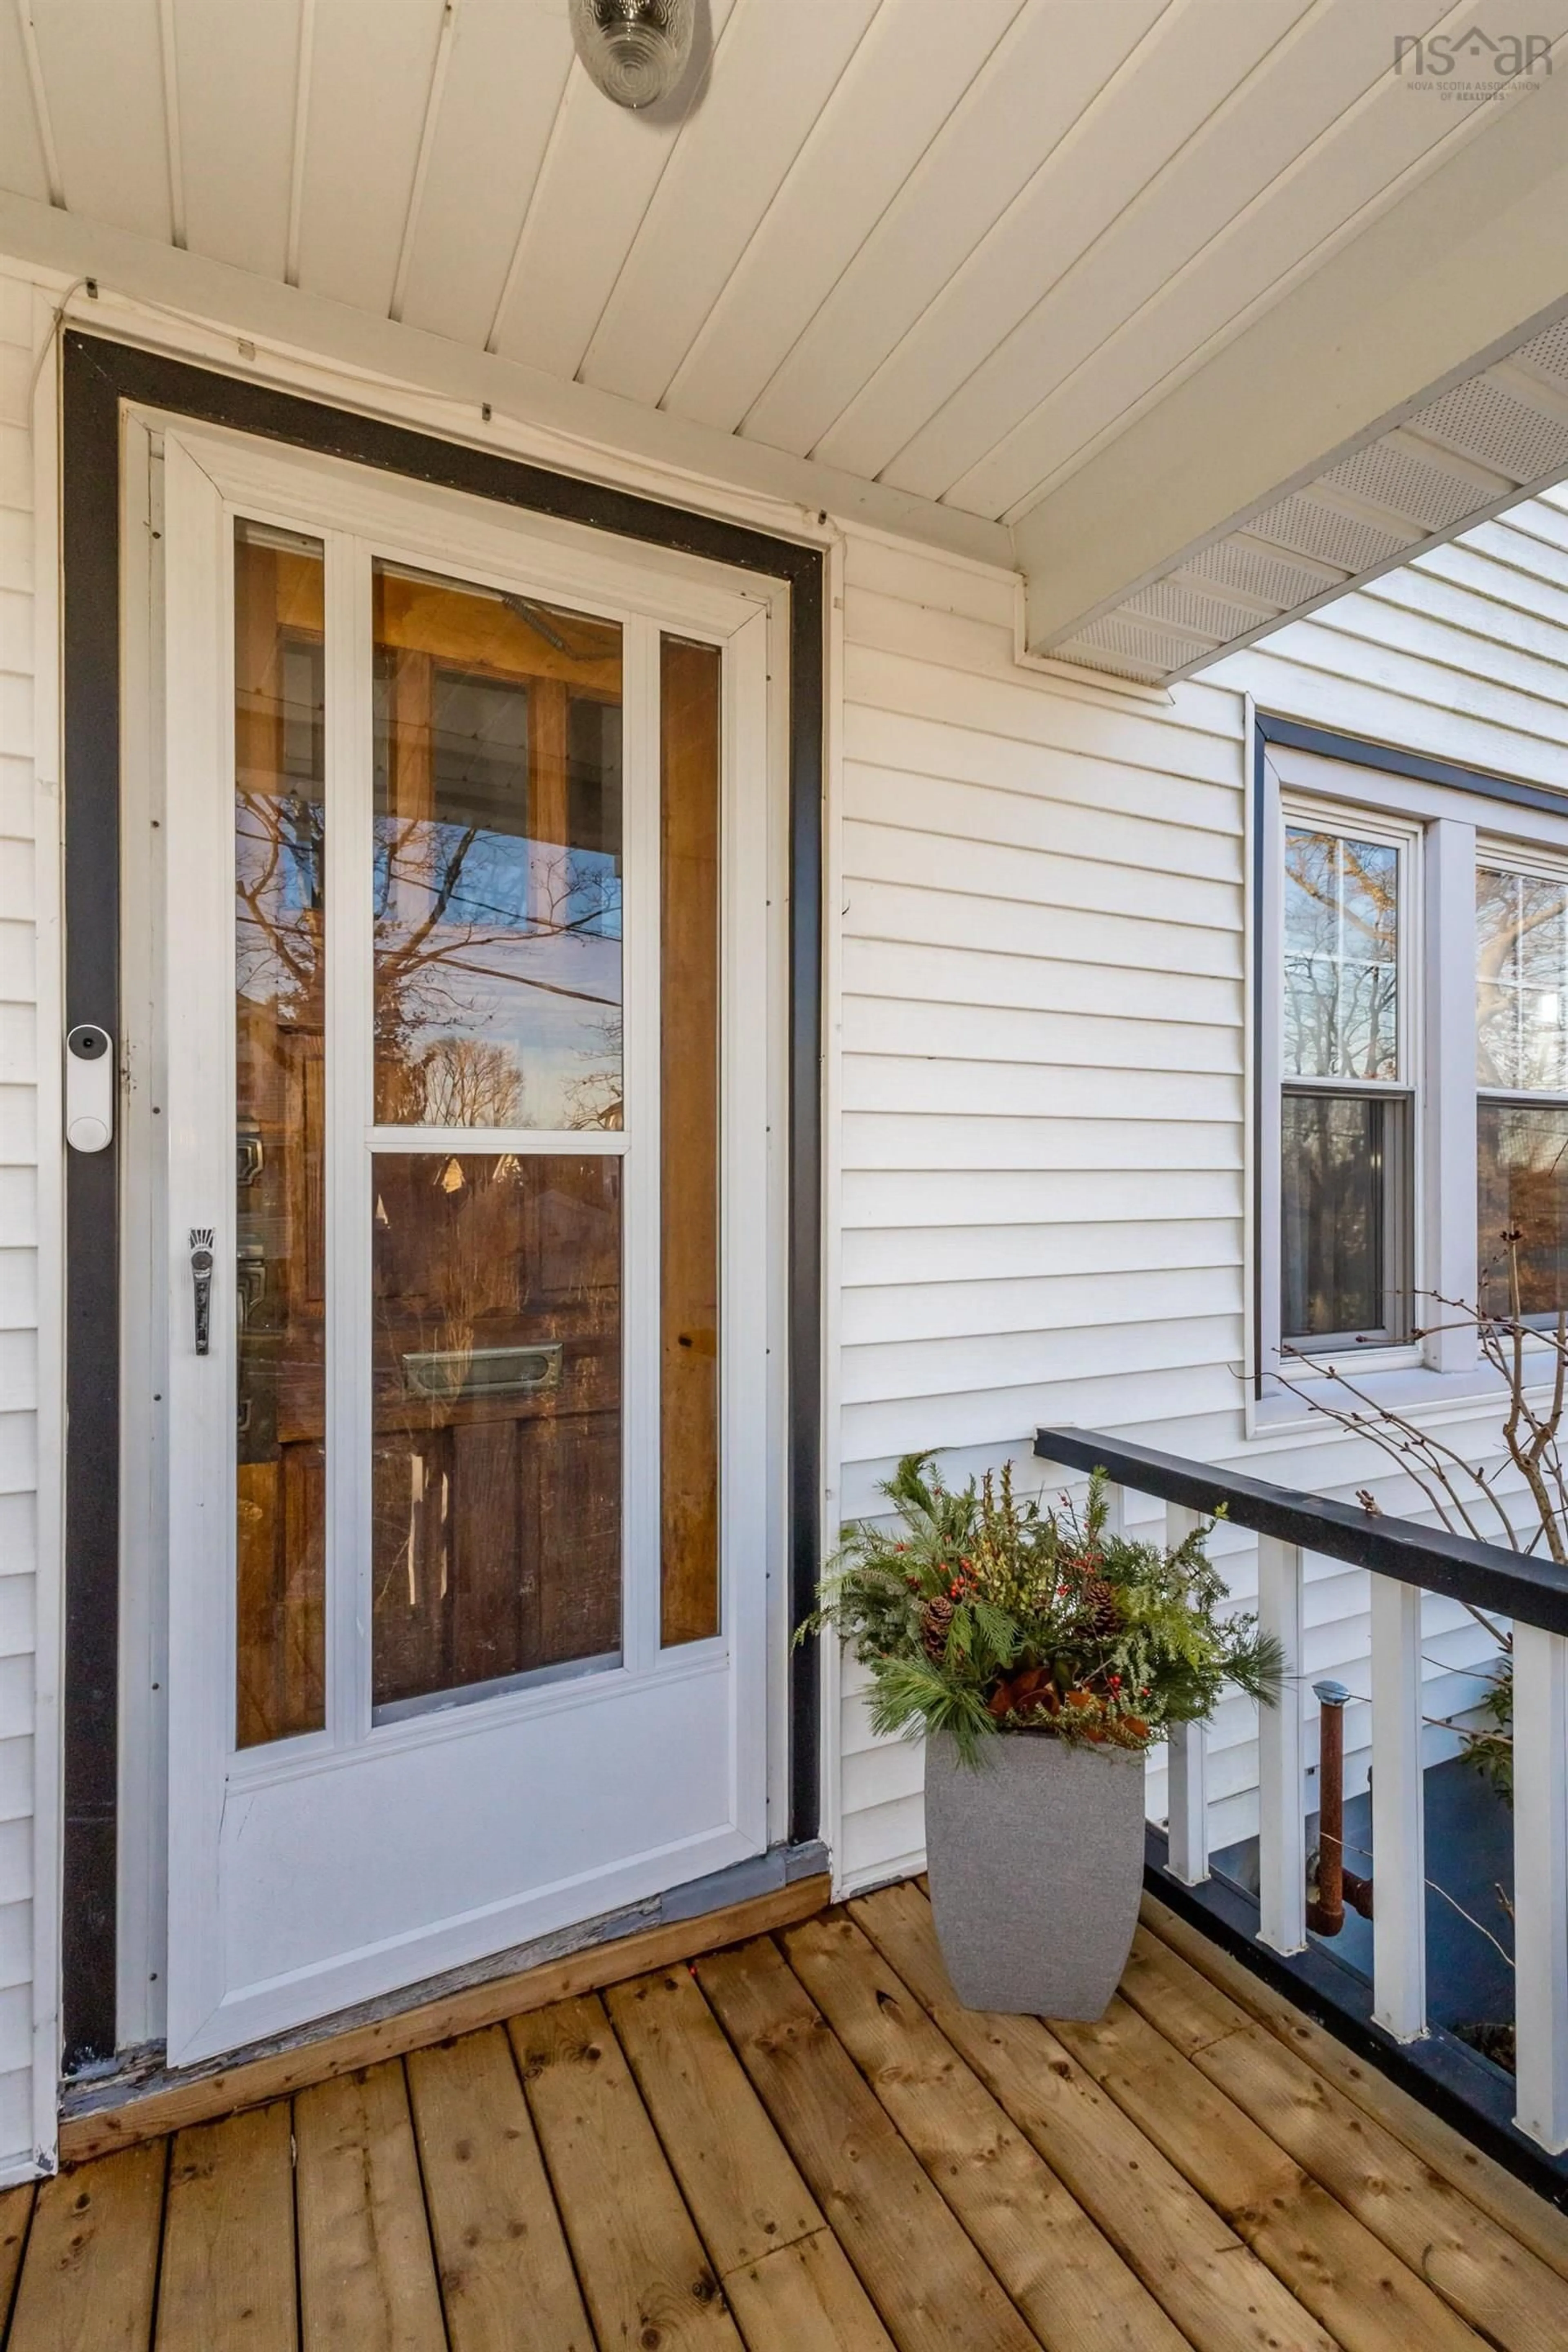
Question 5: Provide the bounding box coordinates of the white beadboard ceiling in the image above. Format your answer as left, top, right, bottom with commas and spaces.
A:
8, 0, 1568, 682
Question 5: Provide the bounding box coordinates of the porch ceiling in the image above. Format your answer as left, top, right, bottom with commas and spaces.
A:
8, 2, 1568, 683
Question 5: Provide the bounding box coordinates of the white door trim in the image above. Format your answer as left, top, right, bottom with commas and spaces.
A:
145, 421, 785, 2062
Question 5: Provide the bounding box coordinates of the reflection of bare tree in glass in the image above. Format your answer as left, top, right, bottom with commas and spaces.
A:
238, 791, 624, 1131
1477, 868, 1568, 1091
561, 1008, 624, 1132
374, 820, 622, 1129
236, 788, 323, 1028
1283, 831, 1398, 1079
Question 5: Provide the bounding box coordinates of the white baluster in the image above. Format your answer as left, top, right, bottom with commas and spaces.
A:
1513, 1623, 1568, 2152
1165, 1501, 1209, 1884
1370, 1575, 1426, 2041
1257, 1534, 1305, 1952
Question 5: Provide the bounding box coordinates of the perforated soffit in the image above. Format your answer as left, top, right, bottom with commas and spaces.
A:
1048, 318, 1568, 686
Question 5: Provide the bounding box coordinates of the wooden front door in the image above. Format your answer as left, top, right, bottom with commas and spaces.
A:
155, 425, 776, 2066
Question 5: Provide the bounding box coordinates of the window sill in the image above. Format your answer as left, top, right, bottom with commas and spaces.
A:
1247, 1351, 1559, 1439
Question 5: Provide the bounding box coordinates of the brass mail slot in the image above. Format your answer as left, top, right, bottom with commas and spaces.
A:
401, 1343, 564, 1402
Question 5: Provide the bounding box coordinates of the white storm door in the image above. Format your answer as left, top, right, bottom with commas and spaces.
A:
160, 429, 773, 2066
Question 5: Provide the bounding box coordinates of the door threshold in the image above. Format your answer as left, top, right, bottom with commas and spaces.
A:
60, 1842, 829, 2166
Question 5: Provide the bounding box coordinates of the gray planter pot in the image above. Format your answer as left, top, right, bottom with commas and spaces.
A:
924, 1729, 1146, 2018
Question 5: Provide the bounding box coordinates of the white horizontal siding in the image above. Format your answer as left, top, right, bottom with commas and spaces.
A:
835, 497, 1568, 1893
835, 529, 1253, 1885
0, 264, 41, 2171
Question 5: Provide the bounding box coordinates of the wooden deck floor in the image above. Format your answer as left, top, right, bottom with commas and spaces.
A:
5, 1886, 1568, 2351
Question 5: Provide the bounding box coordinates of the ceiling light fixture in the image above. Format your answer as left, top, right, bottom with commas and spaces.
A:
569, 0, 695, 110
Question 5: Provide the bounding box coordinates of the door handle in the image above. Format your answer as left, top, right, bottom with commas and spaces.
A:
189, 1229, 215, 1356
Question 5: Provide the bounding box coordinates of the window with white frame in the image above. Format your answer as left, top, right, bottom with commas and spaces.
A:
1475, 857, 1568, 1319
1280, 816, 1413, 1348
1260, 739, 1568, 1385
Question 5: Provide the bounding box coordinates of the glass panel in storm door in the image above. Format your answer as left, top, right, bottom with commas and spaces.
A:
661, 638, 721, 1646
372, 1154, 622, 1708
234, 521, 327, 1747
372, 564, 624, 1129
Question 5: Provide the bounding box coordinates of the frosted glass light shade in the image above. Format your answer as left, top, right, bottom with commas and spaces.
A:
569, 0, 695, 110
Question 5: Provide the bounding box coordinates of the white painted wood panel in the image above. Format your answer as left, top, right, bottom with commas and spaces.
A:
0, 9, 51, 208
918, 0, 1431, 502
488, 0, 742, 376
579, 0, 878, 406
294, 0, 450, 314
820, 0, 1310, 487
935, 0, 1490, 514
665, 0, 1022, 432
394, 0, 575, 347
844, 765, 1243, 882
843, 995, 1242, 1074
842, 815, 1241, 928
174, 0, 301, 279
842, 1053, 1241, 1125
843, 704, 1243, 830
27, 0, 172, 239
843, 1217, 1241, 1287
842, 1167, 1243, 1232
0, 265, 46, 2173
739, 0, 1167, 459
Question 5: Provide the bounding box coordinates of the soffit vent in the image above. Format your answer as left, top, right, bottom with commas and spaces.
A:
1045, 312, 1568, 686
1412, 378, 1568, 483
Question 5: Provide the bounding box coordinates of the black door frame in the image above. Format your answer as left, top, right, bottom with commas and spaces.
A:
60, 330, 824, 2068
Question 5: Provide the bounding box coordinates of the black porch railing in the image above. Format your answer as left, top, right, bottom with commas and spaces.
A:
1035, 1425, 1568, 2200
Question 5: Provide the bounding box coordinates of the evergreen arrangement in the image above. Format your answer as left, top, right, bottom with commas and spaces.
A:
803, 1454, 1283, 1765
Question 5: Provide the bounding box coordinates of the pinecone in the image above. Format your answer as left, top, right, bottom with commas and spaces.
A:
1080, 1576, 1121, 1641
921, 1594, 956, 1662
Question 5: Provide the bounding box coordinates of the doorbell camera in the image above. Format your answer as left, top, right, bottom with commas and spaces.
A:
65, 1024, 114, 1153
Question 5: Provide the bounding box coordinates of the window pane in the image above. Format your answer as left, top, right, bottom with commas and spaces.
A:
661, 639, 721, 1647
1283, 827, 1399, 1080
1478, 1102, 1568, 1316
372, 564, 624, 1130
1282, 1091, 1402, 1342
234, 519, 327, 1748
1477, 865, 1568, 1092
371, 1152, 621, 1711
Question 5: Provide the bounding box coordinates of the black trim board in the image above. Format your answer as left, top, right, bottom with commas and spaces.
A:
1036, 1425, 1568, 1636
60, 331, 826, 2070
1256, 709, 1568, 821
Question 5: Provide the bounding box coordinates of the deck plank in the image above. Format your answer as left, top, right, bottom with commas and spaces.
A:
510, 1993, 745, 2351
294, 2062, 445, 2352
783, 1909, 1187, 2352
0, 2185, 35, 2337
1124, 1924, 1568, 2352
8, 2149, 160, 2352
1052, 1993, 1486, 2352
405, 2027, 592, 2352
155, 2102, 296, 2352
721, 2227, 898, 2351
1139, 1895, 1568, 2285
606, 1964, 822, 2278
696, 1933, 1040, 2352
850, 1880, 1336, 2352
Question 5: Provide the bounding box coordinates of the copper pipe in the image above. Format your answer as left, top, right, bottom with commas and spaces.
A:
1307, 1680, 1373, 1934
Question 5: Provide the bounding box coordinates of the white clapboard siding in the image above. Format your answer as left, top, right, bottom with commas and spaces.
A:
835, 499, 1568, 1893
0, 265, 42, 2169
